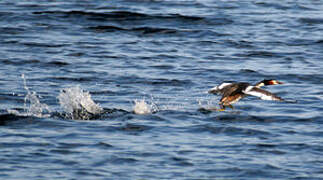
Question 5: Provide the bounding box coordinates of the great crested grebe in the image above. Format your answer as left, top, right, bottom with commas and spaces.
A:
208, 79, 284, 110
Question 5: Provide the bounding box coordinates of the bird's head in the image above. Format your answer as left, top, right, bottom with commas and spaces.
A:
263, 79, 283, 86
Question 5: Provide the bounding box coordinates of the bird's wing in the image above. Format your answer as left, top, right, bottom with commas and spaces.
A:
221, 84, 240, 97
208, 82, 234, 94
219, 84, 244, 103
243, 86, 284, 101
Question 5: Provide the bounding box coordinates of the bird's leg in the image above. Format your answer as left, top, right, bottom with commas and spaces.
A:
228, 105, 234, 110
218, 104, 226, 111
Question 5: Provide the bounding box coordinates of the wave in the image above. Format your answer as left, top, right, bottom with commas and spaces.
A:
31, 10, 232, 27
88, 25, 177, 34
0, 113, 30, 126
298, 17, 323, 25
32, 10, 204, 21
33, 10, 149, 20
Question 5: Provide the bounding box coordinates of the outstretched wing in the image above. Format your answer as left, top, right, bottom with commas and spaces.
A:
243, 86, 284, 101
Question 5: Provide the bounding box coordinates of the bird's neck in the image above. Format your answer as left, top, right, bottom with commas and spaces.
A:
254, 81, 265, 87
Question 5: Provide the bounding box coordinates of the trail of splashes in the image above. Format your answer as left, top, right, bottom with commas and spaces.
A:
57, 86, 103, 120
8, 74, 51, 117
197, 92, 221, 110
197, 98, 217, 109
132, 94, 213, 114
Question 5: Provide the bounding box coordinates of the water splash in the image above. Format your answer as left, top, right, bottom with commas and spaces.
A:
133, 99, 158, 115
57, 86, 103, 120
8, 74, 51, 117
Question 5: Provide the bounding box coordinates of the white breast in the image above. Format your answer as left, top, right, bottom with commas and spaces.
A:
242, 86, 279, 101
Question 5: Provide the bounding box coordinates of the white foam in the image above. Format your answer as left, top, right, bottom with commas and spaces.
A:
58, 86, 103, 119
133, 99, 158, 115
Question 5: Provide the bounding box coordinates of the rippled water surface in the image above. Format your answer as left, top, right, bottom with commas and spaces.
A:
1, 0, 323, 179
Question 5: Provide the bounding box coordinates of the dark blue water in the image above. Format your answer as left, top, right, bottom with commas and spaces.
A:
1, 0, 323, 179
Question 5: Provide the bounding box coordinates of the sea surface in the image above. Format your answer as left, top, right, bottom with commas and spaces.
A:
0, 0, 323, 179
